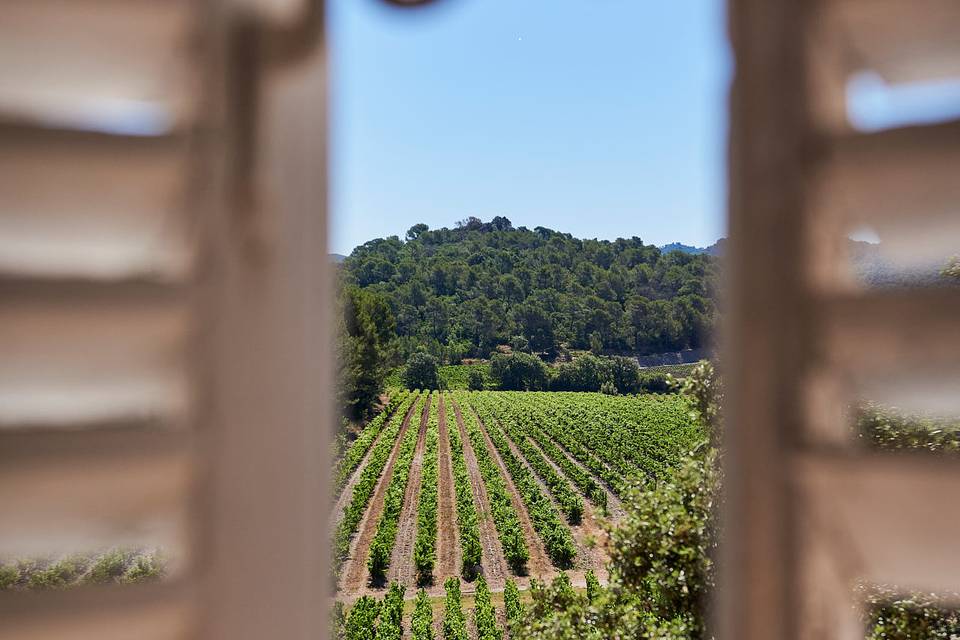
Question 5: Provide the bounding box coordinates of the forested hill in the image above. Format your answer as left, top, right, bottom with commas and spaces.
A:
339, 217, 720, 361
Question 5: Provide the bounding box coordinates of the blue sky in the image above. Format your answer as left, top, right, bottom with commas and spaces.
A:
328, 0, 731, 255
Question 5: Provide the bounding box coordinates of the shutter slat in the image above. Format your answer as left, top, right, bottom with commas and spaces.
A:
0, 581, 193, 640
0, 0, 194, 133
811, 120, 960, 278
0, 123, 190, 282
0, 439, 190, 555
798, 453, 960, 591
819, 289, 960, 372
0, 294, 188, 430
830, 0, 960, 83
819, 120, 960, 228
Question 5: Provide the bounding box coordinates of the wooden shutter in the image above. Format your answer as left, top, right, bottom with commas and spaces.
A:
0, 2, 330, 639
723, 2, 960, 639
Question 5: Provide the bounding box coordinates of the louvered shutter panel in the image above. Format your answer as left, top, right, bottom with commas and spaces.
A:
0, 2, 330, 639
724, 2, 960, 639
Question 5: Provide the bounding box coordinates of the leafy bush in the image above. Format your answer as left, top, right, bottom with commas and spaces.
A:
599, 381, 617, 395
637, 370, 671, 393
345, 596, 380, 640
670, 360, 722, 438
860, 584, 960, 640
606, 450, 718, 636
473, 575, 502, 640
0, 564, 19, 590
550, 355, 675, 395
942, 256, 960, 282
124, 551, 165, 584
513, 450, 719, 640
585, 570, 601, 604
84, 548, 135, 585
405, 353, 440, 390
26, 555, 89, 590
442, 577, 469, 640
378, 582, 406, 640
412, 589, 435, 640
504, 579, 524, 633
415, 397, 440, 584
551, 355, 607, 392
857, 403, 960, 454
468, 368, 486, 391
521, 574, 594, 639
490, 353, 549, 391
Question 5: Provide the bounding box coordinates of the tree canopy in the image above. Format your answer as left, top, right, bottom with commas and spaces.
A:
336, 286, 396, 419
339, 218, 719, 362
402, 352, 440, 390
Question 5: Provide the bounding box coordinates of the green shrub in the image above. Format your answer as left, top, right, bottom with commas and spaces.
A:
412, 589, 435, 640
467, 368, 486, 391
857, 403, 960, 454
504, 579, 524, 632
490, 353, 548, 391
942, 256, 960, 282
26, 555, 88, 590
0, 564, 19, 590
378, 582, 406, 640
404, 352, 440, 390
861, 584, 960, 640
473, 575, 502, 640
124, 551, 165, 584
442, 577, 468, 640
637, 370, 671, 393
585, 570, 601, 604
84, 548, 135, 585
513, 450, 719, 640
599, 381, 617, 395
414, 399, 440, 584
345, 596, 380, 640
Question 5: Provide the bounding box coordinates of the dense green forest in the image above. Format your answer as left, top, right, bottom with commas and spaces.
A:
341, 217, 718, 359
336, 217, 719, 417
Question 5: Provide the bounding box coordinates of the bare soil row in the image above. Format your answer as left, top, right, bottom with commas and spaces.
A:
389, 396, 432, 587
435, 396, 460, 581
336, 393, 620, 599
339, 399, 421, 594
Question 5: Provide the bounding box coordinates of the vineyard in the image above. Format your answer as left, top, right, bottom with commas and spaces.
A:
331, 388, 702, 636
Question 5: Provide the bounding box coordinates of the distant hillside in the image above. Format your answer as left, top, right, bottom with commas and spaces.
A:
330, 253, 347, 264
659, 239, 725, 257
850, 241, 952, 288
340, 216, 720, 361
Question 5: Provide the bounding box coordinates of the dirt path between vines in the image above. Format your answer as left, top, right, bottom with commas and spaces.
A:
481, 414, 592, 574
339, 399, 422, 595
450, 399, 508, 591
539, 428, 625, 519
523, 434, 611, 576
330, 396, 408, 534
459, 400, 552, 583
390, 395, 432, 588
435, 396, 461, 584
